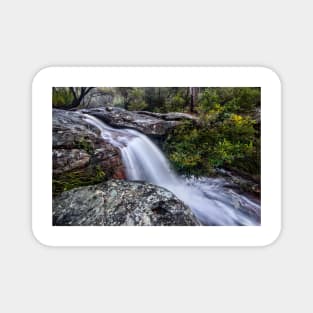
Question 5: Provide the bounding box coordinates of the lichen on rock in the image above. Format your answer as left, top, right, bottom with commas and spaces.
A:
53, 180, 199, 226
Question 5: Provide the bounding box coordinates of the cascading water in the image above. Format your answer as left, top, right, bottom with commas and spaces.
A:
84, 114, 260, 226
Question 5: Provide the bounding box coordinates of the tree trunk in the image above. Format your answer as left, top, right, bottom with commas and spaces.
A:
189, 87, 196, 113
69, 87, 94, 109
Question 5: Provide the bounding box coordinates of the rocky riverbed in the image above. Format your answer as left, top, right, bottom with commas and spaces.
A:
52, 107, 260, 226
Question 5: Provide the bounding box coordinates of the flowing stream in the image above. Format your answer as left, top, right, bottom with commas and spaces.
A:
84, 114, 260, 226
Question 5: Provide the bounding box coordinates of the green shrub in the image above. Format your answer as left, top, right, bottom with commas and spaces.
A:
165, 107, 259, 177
128, 100, 148, 111
52, 87, 74, 108
164, 94, 187, 112
198, 87, 260, 115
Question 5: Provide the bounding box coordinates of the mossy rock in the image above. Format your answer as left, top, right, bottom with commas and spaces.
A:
53, 166, 106, 196
74, 137, 94, 154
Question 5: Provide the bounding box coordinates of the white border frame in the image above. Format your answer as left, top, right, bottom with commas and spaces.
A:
32, 67, 281, 246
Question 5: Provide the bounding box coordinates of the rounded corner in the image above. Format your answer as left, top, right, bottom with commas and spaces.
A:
260, 224, 282, 247
31, 225, 53, 248
258, 66, 282, 88
32, 66, 56, 88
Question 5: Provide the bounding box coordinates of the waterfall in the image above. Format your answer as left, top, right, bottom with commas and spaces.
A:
84, 114, 260, 226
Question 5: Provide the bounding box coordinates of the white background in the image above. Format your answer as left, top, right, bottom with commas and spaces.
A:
0, 0, 311, 312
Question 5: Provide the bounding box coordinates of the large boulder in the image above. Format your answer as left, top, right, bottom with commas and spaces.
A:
80, 106, 198, 138
53, 179, 199, 226
53, 109, 125, 195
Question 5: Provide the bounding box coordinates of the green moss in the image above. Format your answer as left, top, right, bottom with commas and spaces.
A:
53, 165, 106, 196
74, 138, 94, 154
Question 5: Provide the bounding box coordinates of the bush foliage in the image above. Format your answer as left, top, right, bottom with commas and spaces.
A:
52, 88, 74, 108
164, 88, 260, 178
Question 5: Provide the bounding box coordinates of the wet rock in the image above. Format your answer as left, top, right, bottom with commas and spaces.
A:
53, 109, 125, 195
53, 149, 90, 175
80, 106, 198, 138
216, 168, 260, 197
53, 180, 199, 226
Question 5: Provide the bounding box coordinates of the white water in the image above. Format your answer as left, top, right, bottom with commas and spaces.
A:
84, 114, 260, 226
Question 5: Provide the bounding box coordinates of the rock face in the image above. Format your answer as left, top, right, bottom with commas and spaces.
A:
216, 168, 260, 196
80, 88, 114, 107
53, 180, 199, 226
80, 106, 198, 138
53, 149, 90, 175
134, 110, 199, 121
53, 109, 125, 195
